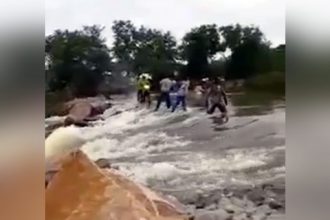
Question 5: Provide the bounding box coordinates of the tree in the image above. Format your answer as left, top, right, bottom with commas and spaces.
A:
271, 44, 285, 72
219, 24, 265, 51
209, 59, 226, 78
219, 24, 272, 79
134, 29, 177, 77
219, 24, 243, 51
111, 20, 178, 82
46, 25, 111, 97
111, 20, 137, 73
180, 24, 222, 79
226, 39, 272, 79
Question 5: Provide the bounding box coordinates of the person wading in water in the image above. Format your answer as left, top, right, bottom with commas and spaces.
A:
206, 78, 229, 122
172, 77, 189, 112
137, 73, 152, 108
155, 74, 173, 111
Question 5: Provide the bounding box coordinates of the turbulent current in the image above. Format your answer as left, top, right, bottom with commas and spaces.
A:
46, 93, 285, 219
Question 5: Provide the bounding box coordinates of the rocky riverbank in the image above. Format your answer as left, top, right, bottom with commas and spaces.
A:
181, 183, 284, 220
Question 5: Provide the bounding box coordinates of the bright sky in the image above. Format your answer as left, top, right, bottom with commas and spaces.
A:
46, 0, 285, 47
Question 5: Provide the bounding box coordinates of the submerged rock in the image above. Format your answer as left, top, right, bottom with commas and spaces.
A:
195, 209, 232, 220
266, 213, 285, 220
268, 200, 283, 210
94, 158, 111, 169
45, 170, 58, 187
246, 188, 266, 205
205, 203, 218, 211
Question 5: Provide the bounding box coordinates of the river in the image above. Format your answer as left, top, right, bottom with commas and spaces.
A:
46, 92, 285, 220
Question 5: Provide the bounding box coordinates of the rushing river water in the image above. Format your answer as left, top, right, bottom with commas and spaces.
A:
46, 92, 285, 219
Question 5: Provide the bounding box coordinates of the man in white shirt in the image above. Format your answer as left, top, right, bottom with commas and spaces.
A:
155, 75, 173, 111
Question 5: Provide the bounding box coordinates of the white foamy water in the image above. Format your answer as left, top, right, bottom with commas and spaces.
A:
82, 131, 191, 160
76, 97, 285, 193
115, 145, 285, 190
45, 115, 66, 127
45, 96, 285, 220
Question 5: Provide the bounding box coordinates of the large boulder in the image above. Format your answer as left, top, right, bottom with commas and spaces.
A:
65, 100, 93, 123
65, 95, 111, 115
45, 96, 111, 137
62, 96, 111, 126
46, 152, 188, 220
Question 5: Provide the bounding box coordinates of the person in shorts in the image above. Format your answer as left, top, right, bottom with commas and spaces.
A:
206, 78, 228, 122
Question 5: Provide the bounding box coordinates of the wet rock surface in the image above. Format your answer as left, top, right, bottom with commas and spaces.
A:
194, 209, 232, 220
46, 152, 188, 220
46, 158, 115, 188
95, 158, 112, 169
178, 184, 285, 220
45, 95, 112, 136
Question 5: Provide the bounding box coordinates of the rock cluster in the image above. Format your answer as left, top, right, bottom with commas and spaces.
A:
179, 186, 285, 220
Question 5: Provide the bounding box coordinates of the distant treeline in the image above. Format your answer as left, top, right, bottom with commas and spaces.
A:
45, 21, 285, 98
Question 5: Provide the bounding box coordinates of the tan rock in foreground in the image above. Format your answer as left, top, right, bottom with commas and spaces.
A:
46, 152, 188, 220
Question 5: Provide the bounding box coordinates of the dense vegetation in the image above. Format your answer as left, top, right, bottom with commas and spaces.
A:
45, 21, 285, 100
46, 25, 111, 97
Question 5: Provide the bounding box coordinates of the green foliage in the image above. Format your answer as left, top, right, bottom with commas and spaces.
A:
219, 24, 266, 50
245, 71, 285, 95
46, 25, 111, 97
226, 39, 272, 79
271, 44, 285, 72
45, 21, 285, 100
219, 24, 244, 50
230, 71, 285, 108
111, 20, 178, 80
209, 60, 226, 78
180, 24, 222, 79
220, 24, 274, 79
111, 20, 136, 70
110, 21, 285, 83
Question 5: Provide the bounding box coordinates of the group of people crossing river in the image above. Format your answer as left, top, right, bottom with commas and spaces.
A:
136, 73, 229, 122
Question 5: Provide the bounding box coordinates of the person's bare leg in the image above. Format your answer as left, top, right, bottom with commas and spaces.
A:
222, 112, 229, 122
219, 103, 229, 122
